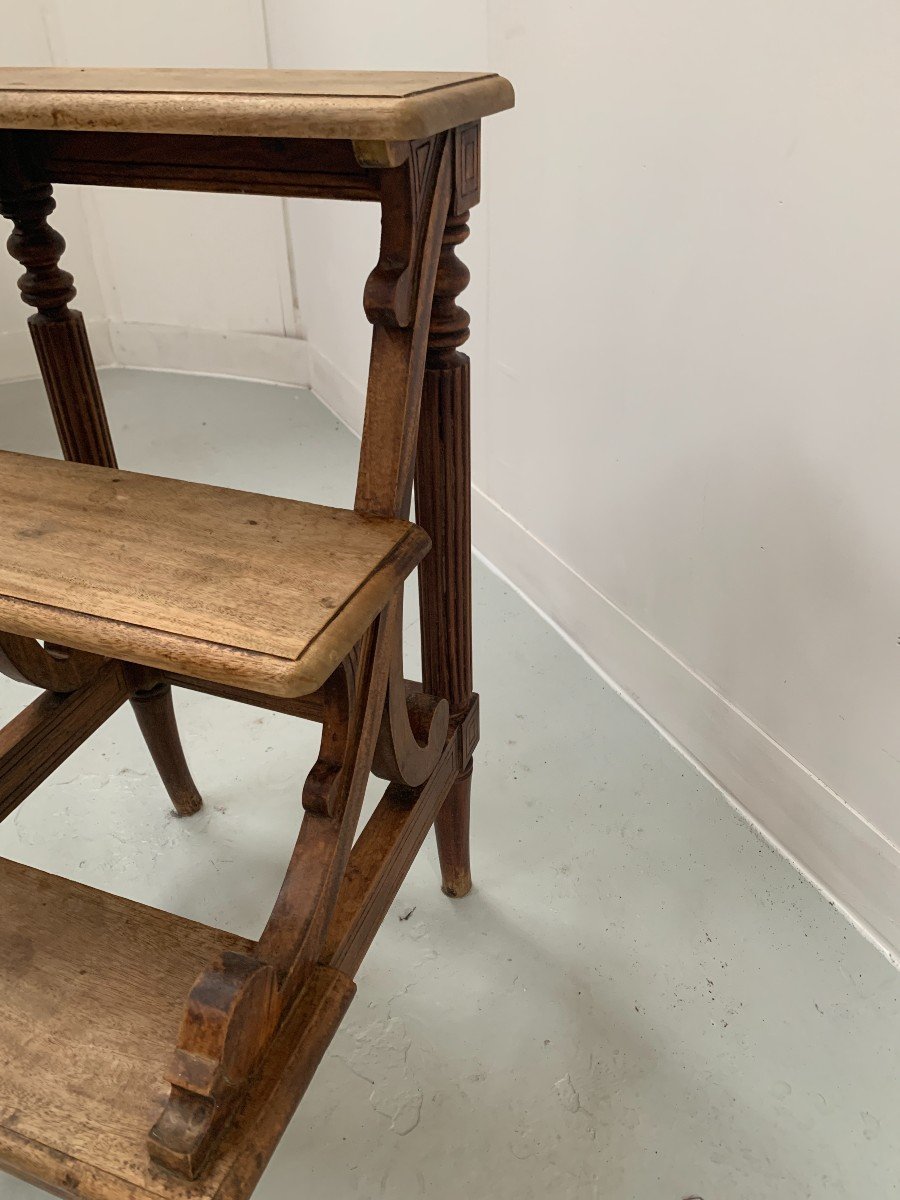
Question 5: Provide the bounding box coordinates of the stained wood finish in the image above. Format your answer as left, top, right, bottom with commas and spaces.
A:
0, 152, 199, 810
0, 713, 476, 1200
364, 134, 448, 328
159, 667, 452, 776
150, 603, 395, 1176
0, 630, 103, 692
128, 674, 202, 817
0, 69, 514, 141
160, 672, 327, 722
326, 696, 479, 976
372, 597, 450, 787
0, 662, 128, 822
0, 168, 116, 468
17, 130, 381, 201
0, 450, 429, 697
356, 136, 452, 517
416, 203, 478, 898
0, 68, 508, 1200
0, 858, 354, 1200
0, 858, 252, 1190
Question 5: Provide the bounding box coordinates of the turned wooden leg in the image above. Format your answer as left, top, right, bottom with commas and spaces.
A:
0, 178, 116, 467
1, 175, 200, 813
130, 682, 202, 817
416, 209, 475, 898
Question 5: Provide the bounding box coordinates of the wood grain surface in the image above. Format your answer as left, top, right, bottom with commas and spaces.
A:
0, 69, 514, 140
0, 858, 251, 1194
0, 451, 429, 696
0, 857, 354, 1200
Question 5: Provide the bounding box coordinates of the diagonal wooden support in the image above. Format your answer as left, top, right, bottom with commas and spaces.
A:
326, 695, 479, 976
0, 662, 129, 823
145, 129, 467, 1183
149, 602, 397, 1179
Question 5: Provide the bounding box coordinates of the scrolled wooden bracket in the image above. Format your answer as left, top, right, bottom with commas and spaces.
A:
301, 657, 354, 818
0, 631, 105, 692
372, 599, 449, 787
354, 138, 452, 521
363, 133, 447, 329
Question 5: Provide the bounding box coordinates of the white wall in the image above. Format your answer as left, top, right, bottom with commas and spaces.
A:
263, 0, 900, 960
0, 2, 106, 378
2, 1, 899, 958
262, 0, 490, 428
0, 0, 305, 383
479, 0, 900, 957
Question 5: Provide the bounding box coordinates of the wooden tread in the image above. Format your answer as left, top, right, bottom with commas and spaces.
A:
0, 857, 355, 1200
0, 68, 514, 140
0, 451, 429, 697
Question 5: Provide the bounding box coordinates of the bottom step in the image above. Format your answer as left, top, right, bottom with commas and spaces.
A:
0, 858, 354, 1200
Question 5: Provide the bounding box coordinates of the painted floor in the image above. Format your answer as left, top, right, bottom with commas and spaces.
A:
0, 368, 897, 1200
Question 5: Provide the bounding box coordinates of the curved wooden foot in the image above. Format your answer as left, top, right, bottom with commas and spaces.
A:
435, 758, 472, 898
130, 681, 202, 816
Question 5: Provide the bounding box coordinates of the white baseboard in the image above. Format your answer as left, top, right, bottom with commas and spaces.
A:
308, 344, 365, 434
0, 319, 114, 383
305, 360, 900, 964
4, 322, 896, 963
107, 321, 309, 386
471, 486, 900, 965
0, 319, 308, 388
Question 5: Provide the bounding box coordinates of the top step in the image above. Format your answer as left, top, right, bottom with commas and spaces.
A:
0, 68, 514, 141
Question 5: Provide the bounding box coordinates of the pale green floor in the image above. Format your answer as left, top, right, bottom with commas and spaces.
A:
0, 368, 897, 1200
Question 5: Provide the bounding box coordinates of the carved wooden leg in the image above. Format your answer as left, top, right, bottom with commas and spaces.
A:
416, 209, 476, 898
130, 681, 202, 817
1, 177, 202, 812
0, 179, 116, 467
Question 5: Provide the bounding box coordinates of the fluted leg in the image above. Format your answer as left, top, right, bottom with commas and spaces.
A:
416, 210, 475, 898
0, 180, 116, 467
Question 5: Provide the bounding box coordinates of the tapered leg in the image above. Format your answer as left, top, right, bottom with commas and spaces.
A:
416, 209, 475, 898
130, 682, 202, 817
1, 173, 200, 812
434, 760, 473, 898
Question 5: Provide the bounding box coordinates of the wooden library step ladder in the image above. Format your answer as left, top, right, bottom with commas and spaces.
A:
0, 66, 512, 1200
